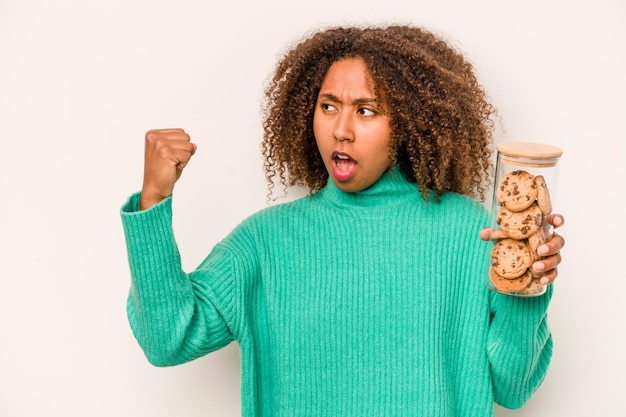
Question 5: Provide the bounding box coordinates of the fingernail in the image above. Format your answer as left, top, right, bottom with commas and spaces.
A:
537, 245, 549, 256
540, 276, 550, 285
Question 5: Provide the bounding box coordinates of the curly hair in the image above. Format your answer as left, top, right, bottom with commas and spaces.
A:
261, 24, 496, 202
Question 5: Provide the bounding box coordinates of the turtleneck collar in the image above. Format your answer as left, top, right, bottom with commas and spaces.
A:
317, 165, 421, 209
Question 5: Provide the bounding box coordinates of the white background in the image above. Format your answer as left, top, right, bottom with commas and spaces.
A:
1, 0, 624, 416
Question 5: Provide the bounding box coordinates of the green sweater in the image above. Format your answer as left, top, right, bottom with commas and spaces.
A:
121, 168, 553, 416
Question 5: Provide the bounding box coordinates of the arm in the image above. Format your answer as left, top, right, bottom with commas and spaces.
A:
122, 193, 235, 366
487, 287, 553, 408
482, 213, 565, 408
121, 128, 235, 366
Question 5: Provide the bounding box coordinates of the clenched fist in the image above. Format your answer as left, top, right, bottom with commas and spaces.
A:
140, 128, 197, 210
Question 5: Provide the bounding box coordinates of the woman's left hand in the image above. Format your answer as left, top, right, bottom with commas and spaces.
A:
480, 214, 565, 285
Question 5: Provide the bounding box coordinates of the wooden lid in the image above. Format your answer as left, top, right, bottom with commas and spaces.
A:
496, 141, 563, 159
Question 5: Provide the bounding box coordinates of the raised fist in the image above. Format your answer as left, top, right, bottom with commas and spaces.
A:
140, 128, 196, 210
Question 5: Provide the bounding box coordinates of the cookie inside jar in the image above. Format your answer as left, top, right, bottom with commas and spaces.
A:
486, 142, 562, 297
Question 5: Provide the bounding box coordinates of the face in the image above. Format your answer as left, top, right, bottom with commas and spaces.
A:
313, 58, 392, 193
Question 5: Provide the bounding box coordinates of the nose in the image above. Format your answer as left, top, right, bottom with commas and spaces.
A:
333, 111, 355, 142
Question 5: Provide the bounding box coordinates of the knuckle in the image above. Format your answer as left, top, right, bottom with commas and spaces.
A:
145, 130, 160, 143
157, 145, 172, 158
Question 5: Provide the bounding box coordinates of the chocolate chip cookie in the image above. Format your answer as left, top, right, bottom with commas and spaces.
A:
496, 170, 538, 212
496, 203, 543, 240
490, 238, 532, 279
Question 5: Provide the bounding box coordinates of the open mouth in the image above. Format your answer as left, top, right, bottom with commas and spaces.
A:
332, 152, 356, 181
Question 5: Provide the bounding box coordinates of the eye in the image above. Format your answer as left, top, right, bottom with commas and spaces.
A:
321, 103, 337, 112
358, 107, 376, 116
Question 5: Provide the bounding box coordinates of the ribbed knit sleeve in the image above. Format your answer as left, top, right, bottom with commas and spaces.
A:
487, 284, 553, 409
121, 193, 236, 366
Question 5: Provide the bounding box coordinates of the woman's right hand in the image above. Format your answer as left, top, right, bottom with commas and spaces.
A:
140, 128, 197, 210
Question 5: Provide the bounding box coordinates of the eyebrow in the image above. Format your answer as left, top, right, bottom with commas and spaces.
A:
318, 93, 378, 106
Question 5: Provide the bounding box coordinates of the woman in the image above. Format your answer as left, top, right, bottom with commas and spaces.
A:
121, 24, 565, 416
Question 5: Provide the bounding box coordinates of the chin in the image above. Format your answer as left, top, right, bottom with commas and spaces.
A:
333, 178, 369, 193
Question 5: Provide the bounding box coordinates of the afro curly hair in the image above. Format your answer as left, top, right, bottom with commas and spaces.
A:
262, 24, 496, 202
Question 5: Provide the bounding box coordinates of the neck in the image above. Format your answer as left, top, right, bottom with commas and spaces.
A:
319, 166, 419, 209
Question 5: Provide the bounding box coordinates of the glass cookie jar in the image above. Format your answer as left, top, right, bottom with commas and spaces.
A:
487, 141, 563, 297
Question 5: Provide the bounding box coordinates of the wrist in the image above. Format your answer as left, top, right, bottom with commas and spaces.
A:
139, 190, 169, 211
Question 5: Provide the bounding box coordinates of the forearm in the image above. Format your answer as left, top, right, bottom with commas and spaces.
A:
487, 286, 553, 409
